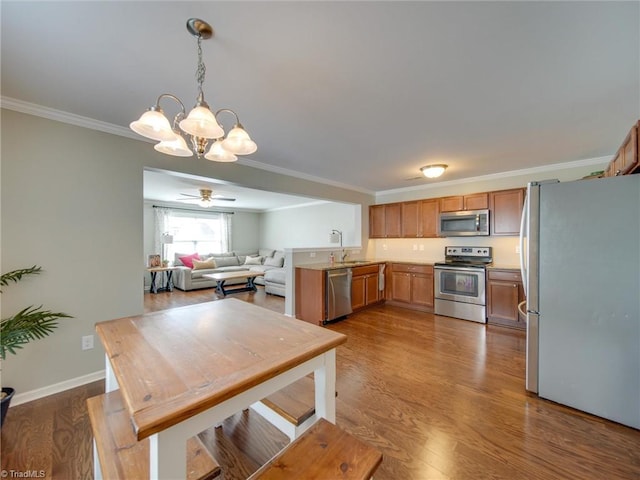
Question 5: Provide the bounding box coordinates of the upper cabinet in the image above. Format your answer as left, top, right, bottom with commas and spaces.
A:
370, 203, 402, 238
439, 193, 488, 212
605, 120, 639, 177
490, 188, 525, 236
370, 188, 525, 238
401, 199, 439, 238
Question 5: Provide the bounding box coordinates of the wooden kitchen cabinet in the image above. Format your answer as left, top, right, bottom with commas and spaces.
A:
295, 267, 326, 325
490, 188, 525, 236
605, 120, 639, 177
369, 203, 402, 238
351, 264, 382, 311
401, 201, 419, 237
401, 199, 439, 238
486, 269, 525, 330
440, 193, 488, 212
387, 263, 434, 312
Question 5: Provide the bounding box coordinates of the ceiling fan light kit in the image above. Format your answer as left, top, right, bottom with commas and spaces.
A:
176, 188, 236, 207
420, 164, 448, 178
130, 19, 257, 162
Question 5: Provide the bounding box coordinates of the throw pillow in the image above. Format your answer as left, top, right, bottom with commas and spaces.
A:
192, 257, 217, 270
264, 256, 284, 267
244, 255, 263, 265
179, 253, 201, 269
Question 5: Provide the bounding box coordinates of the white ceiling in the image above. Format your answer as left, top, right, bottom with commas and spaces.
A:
143, 169, 327, 211
2, 1, 639, 200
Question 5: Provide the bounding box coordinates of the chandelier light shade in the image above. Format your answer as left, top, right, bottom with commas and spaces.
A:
420, 164, 448, 178
129, 18, 257, 162
205, 139, 238, 162
130, 109, 175, 141
154, 133, 193, 157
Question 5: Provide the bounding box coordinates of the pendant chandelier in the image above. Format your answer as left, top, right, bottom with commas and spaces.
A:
130, 18, 256, 162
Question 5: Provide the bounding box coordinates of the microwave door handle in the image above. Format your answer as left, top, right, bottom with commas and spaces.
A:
475, 215, 480, 231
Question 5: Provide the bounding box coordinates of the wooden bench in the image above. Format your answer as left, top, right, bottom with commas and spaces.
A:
87, 390, 221, 480
248, 418, 383, 479
250, 375, 335, 440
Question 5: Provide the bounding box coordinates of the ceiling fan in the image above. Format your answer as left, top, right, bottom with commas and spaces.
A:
176, 188, 236, 208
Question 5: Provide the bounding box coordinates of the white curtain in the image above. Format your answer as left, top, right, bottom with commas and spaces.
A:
154, 207, 171, 258
221, 213, 232, 253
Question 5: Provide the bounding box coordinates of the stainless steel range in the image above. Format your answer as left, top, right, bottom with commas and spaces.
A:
434, 246, 493, 323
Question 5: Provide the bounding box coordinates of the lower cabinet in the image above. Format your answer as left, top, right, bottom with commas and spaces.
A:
486, 269, 525, 330
351, 265, 382, 311
295, 267, 326, 325
387, 263, 434, 312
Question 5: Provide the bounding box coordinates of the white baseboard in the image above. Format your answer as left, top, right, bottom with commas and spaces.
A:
10, 370, 106, 407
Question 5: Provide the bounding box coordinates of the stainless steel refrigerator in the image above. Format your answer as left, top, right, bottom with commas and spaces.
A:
520, 175, 640, 429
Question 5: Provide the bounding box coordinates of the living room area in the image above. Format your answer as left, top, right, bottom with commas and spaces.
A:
143, 168, 363, 301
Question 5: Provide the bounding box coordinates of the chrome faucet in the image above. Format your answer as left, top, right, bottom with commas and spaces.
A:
341, 249, 348, 262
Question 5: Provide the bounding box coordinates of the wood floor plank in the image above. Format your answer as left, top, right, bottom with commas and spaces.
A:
1, 288, 639, 480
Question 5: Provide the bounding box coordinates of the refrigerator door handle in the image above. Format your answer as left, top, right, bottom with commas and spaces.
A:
519, 193, 528, 293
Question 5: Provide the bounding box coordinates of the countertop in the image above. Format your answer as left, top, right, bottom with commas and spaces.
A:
297, 260, 385, 271
296, 259, 438, 271
297, 261, 522, 272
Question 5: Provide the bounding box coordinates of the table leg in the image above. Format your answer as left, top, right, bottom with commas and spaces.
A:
150, 271, 158, 294
216, 280, 226, 296
314, 349, 337, 423
247, 276, 257, 292
105, 355, 119, 392
166, 270, 174, 292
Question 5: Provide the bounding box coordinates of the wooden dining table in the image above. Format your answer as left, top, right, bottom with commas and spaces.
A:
95, 298, 347, 479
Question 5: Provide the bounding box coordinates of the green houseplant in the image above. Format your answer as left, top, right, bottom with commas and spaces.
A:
0, 266, 72, 426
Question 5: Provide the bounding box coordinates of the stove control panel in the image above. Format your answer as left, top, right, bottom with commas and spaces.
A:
445, 246, 492, 257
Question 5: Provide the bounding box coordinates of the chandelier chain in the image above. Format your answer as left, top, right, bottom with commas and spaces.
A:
196, 35, 206, 96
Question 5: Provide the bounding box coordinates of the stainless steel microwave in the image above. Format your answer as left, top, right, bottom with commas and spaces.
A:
438, 209, 490, 236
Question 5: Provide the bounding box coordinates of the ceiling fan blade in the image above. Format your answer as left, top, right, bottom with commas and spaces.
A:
405, 176, 423, 181
179, 193, 201, 199
175, 198, 199, 202
211, 196, 236, 201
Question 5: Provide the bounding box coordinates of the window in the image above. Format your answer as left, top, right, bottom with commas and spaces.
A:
164, 210, 231, 259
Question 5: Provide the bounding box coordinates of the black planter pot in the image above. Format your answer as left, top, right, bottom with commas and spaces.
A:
1, 387, 15, 427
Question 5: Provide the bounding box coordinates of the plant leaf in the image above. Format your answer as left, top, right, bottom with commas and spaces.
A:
0, 305, 72, 359
0, 266, 42, 292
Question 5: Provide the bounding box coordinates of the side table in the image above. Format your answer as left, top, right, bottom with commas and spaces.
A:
148, 267, 178, 294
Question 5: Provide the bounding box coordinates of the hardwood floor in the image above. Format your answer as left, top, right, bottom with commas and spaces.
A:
2, 287, 639, 479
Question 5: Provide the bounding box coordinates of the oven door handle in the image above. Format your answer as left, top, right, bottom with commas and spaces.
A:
434, 265, 484, 273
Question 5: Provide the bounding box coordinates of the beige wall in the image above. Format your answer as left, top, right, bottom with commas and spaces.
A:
0, 108, 372, 400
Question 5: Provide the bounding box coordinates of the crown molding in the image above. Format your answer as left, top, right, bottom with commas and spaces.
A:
377, 156, 612, 196
1, 96, 375, 196
237, 157, 374, 195
1, 96, 612, 198
1, 96, 144, 141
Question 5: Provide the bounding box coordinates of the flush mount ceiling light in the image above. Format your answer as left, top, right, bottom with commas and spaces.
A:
130, 18, 256, 162
420, 164, 448, 178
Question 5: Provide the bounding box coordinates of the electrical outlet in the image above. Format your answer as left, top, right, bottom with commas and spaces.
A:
419, 244, 424, 251
310, 252, 316, 258
383, 244, 388, 251
412, 244, 418, 251
82, 335, 94, 351
515, 245, 521, 254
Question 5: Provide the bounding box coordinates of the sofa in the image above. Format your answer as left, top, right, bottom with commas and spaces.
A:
171, 249, 286, 296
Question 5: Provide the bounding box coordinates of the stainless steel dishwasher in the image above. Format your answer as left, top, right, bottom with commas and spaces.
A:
325, 268, 353, 323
